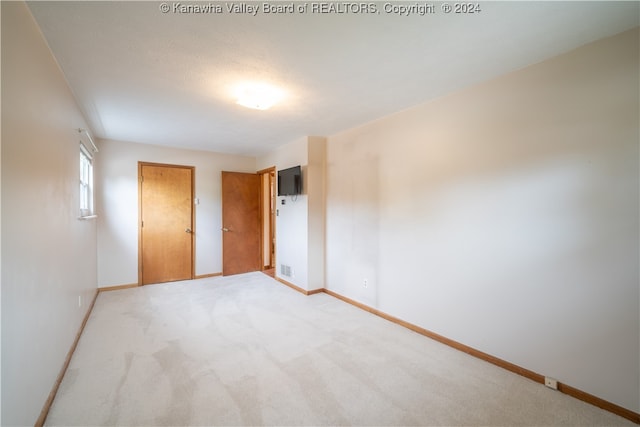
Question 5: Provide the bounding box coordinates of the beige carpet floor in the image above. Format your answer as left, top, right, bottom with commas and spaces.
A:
45, 272, 634, 426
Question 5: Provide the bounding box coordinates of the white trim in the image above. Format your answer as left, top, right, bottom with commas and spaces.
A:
79, 142, 93, 160
77, 128, 98, 153
79, 145, 94, 217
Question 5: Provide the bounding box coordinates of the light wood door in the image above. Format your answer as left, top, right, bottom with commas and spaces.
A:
259, 168, 276, 270
139, 163, 194, 285
222, 171, 261, 276
269, 171, 275, 268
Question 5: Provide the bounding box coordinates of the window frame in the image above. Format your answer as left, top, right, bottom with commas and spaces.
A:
79, 143, 94, 218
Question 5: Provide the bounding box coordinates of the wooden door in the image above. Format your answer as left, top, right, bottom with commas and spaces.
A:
259, 167, 276, 270
222, 171, 261, 276
139, 163, 194, 285
269, 171, 276, 268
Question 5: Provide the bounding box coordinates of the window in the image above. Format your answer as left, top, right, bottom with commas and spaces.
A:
79, 144, 94, 217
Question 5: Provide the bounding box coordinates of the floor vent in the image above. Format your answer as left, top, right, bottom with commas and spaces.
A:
280, 264, 291, 277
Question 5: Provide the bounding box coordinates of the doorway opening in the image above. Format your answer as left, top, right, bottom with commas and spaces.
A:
258, 167, 276, 275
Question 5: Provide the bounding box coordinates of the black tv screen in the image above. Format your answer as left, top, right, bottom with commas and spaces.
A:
278, 166, 302, 196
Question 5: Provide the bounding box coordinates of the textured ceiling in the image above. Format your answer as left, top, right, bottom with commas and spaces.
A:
28, 1, 639, 156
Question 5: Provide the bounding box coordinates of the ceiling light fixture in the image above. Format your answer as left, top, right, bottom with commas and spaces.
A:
235, 83, 283, 110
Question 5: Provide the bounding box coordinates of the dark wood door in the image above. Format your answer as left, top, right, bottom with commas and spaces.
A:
222, 171, 261, 276
140, 163, 194, 285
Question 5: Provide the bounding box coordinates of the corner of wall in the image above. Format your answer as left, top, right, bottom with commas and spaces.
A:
307, 137, 327, 291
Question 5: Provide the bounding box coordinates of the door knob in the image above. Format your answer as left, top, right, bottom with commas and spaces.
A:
185, 228, 192, 233
222, 227, 230, 232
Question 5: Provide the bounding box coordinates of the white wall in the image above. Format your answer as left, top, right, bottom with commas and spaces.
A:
258, 138, 309, 289
96, 139, 255, 287
257, 136, 327, 292
307, 137, 326, 291
1, 2, 98, 425
325, 28, 639, 413
0, 2, 4, 421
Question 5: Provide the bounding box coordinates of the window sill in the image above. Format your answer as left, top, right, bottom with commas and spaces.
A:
78, 215, 97, 220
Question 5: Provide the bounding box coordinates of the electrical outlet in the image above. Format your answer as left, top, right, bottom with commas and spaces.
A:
78, 295, 82, 308
363, 279, 368, 288
544, 377, 558, 390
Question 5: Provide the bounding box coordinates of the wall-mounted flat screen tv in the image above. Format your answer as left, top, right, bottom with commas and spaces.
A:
278, 165, 302, 196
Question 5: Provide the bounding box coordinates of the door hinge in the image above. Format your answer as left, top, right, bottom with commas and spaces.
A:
140, 176, 144, 183
141, 221, 144, 228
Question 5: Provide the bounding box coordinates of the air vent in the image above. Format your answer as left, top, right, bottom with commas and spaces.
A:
280, 264, 292, 277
